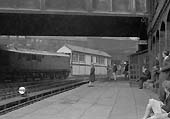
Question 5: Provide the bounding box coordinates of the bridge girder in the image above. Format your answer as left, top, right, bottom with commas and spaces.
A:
0, 13, 147, 39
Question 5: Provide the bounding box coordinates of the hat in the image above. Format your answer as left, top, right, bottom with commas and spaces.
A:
162, 80, 170, 92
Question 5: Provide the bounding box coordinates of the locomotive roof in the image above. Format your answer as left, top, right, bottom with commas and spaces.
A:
65, 44, 112, 57
6, 48, 69, 57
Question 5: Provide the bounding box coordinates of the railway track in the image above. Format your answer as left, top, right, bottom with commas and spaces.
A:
0, 79, 88, 115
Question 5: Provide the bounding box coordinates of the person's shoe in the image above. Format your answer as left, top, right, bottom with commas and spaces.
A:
139, 87, 143, 89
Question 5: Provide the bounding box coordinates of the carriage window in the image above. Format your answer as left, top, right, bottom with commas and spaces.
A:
18, 53, 22, 60
32, 55, 36, 60
26, 54, 32, 61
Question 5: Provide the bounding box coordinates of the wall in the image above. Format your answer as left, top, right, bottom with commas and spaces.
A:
71, 51, 109, 76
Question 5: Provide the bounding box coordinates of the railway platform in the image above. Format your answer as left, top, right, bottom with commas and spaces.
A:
0, 77, 159, 119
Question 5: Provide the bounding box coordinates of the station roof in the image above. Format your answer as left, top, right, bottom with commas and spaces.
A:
65, 44, 112, 58
128, 49, 148, 57
4, 47, 69, 57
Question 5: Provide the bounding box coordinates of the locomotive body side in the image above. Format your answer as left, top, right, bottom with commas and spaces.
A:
0, 48, 70, 82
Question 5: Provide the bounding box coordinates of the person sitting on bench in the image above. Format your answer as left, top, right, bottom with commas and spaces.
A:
138, 66, 151, 89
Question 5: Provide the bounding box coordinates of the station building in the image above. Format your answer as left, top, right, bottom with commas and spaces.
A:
57, 44, 112, 76
129, 0, 170, 83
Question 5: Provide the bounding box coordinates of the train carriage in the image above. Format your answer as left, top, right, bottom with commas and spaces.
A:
0, 46, 70, 82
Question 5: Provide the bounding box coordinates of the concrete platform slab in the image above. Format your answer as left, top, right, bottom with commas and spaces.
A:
0, 80, 159, 119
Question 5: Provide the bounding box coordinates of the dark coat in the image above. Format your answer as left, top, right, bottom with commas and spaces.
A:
113, 65, 117, 72
161, 94, 170, 118
89, 66, 95, 82
142, 69, 151, 79
138, 69, 151, 88
125, 64, 129, 71
159, 56, 170, 85
159, 56, 170, 101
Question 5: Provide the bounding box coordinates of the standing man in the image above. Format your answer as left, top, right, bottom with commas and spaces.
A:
112, 64, 117, 80
89, 64, 95, 87
158, 50, 170, 102
107, 65, 112, 80
124, 61, 129, 80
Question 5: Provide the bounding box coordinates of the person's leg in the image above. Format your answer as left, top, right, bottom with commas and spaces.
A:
149, 99, 163, 114
111, 73, 114, 80
139, 78, 144, 89
142, 99, 163, 119
89, 81, 91, 85
142, 103, 152, 119
159, 84, 166, 102
88, 79, 92, 86
113, 72, 116, 80
108, 73, 110, 80
108, 75, 111, 80
125, 72, 128, 79
115, 72, 117, 80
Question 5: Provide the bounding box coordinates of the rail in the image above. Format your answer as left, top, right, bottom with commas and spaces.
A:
0, 80, 88, 115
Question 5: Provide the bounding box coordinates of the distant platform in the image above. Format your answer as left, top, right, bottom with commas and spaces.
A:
0, 79, 159, 119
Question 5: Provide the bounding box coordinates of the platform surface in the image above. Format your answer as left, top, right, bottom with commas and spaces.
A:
0, 79, 159, 119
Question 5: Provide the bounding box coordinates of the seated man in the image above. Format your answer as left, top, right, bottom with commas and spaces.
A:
138, 66, 151, 89
143, 63, 160, 89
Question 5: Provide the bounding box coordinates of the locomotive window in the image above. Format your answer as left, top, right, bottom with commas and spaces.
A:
32, 55, 36, 60
36, 55, 41, 62
26, 54, 32, 61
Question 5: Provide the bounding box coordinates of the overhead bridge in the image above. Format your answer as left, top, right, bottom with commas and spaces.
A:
0, 0, 148, 38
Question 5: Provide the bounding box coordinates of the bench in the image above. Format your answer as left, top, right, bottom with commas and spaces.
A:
143, 80, 158, 93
